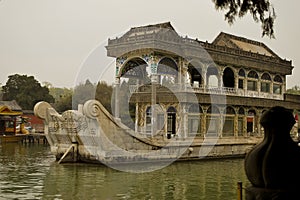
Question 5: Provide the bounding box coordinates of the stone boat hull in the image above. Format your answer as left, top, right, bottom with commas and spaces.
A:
34, 100, 261, 166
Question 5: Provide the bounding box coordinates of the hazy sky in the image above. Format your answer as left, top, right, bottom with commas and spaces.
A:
0, 0, 299, 89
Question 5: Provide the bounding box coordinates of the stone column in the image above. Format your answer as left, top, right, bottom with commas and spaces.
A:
234, 107, 239, 137
181, 103, 188, 139
135, 102, 139, 132
178, 58, 184, 86
234, 74, 239, 90
114, 77, 120, 119
151, 74, 159, 136
244, 108, 249, 137
270, 81, 274, 94
218, 70, 224, 88
219, 107, 225, 137
202, 106, 207, 137
244, 72, 248, 94
202, 67, 207, 88
181, 60, 188, 91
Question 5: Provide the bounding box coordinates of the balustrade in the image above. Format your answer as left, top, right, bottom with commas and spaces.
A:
128, 83, 283, 100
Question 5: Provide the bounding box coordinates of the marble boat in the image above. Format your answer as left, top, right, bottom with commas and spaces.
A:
34, 100, 260, 165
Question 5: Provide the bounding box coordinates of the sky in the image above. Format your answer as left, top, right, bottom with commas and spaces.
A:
0, 0, 299, 89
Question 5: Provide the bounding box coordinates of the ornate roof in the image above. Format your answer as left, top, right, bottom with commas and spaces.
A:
0, 100, 22, 111
212, 32, 278, 58
0, 105, 22, 116
118, 22, 179, 41
106, 22, 292, 75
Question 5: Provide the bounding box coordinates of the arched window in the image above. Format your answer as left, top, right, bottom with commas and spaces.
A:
238, 107, 245, 115
274, 75, 283, 83
223, 67, 235, 88
261, 73, 271, 80
261, 73, 271, 93
239, 69, 245, 77
121, 58, 148, 79
248, 71, 259, 79
207, 65, 219, 88
188, 62, 203, 87
188, 104, 203, 136
247, 71, 258, 91
273, 75, 283, 94
223, 106, 235, 137
247, 109, 256, 133
206, 105, 220, 137
158, 57, 178, 85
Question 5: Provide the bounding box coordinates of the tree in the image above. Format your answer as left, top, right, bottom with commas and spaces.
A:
72, 80, 96, 109
95, 81, 113, 114
286, 86, 300, 95
118, 80, 136, 129
2, 74, 55, 110
50, 87, 73, 112
213, 0, 276, 38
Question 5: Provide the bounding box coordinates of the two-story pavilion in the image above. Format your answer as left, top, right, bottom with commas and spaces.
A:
106, 22, 300, 140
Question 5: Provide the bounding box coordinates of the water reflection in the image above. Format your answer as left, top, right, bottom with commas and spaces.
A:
43, 160, 250, 199
0, 143, 54, 199
0, 144, 251, 200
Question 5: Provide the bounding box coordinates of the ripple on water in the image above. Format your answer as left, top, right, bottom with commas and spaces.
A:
0, 144, 250, 200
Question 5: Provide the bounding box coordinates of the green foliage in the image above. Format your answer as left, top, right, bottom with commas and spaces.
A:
286, 85, 300, 95
95, 81, 113, 114
72, 80, 115, 114
72, 80, 96, 109
213, 0, 276, 38
118, 81, 136, 129
2, 74, 55, 110
50, 87, 73, 112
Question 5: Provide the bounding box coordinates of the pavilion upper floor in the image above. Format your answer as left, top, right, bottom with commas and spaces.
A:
106, 22, 293, 101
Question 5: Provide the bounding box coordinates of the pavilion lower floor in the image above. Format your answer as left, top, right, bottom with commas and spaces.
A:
124, 100, 299, 140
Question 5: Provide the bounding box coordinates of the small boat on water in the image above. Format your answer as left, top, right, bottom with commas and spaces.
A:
0, 134, 26, 143
34, 100, 260, 167
0, 105, 30, 143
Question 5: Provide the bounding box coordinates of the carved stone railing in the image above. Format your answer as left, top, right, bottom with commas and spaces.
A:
129, 84, 284, 100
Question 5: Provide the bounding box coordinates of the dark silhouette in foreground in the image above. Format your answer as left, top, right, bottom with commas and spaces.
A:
245, 106, 300, 199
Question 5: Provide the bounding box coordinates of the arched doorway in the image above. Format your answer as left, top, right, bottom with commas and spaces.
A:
167, 107, 177, 138
206, 105, 220, 137
207, 65, 219, 88
121, 57, 148, 80
188, 103, 203, 136
247, 71, 259, 91
157, 57, 178, 85
223, 106, 235, 137
187, 62, 203, 87
223, 67, 235, 88
247, 109, 256, 134
118, 57, 148, 128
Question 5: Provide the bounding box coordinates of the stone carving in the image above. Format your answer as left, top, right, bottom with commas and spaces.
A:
116, 56, 127, 76
244, 106, 300, 199
83, 100, 102, 119
34, 101, 52, 120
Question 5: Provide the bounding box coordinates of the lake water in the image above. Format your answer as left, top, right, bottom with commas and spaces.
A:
0, 143, 251, 200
